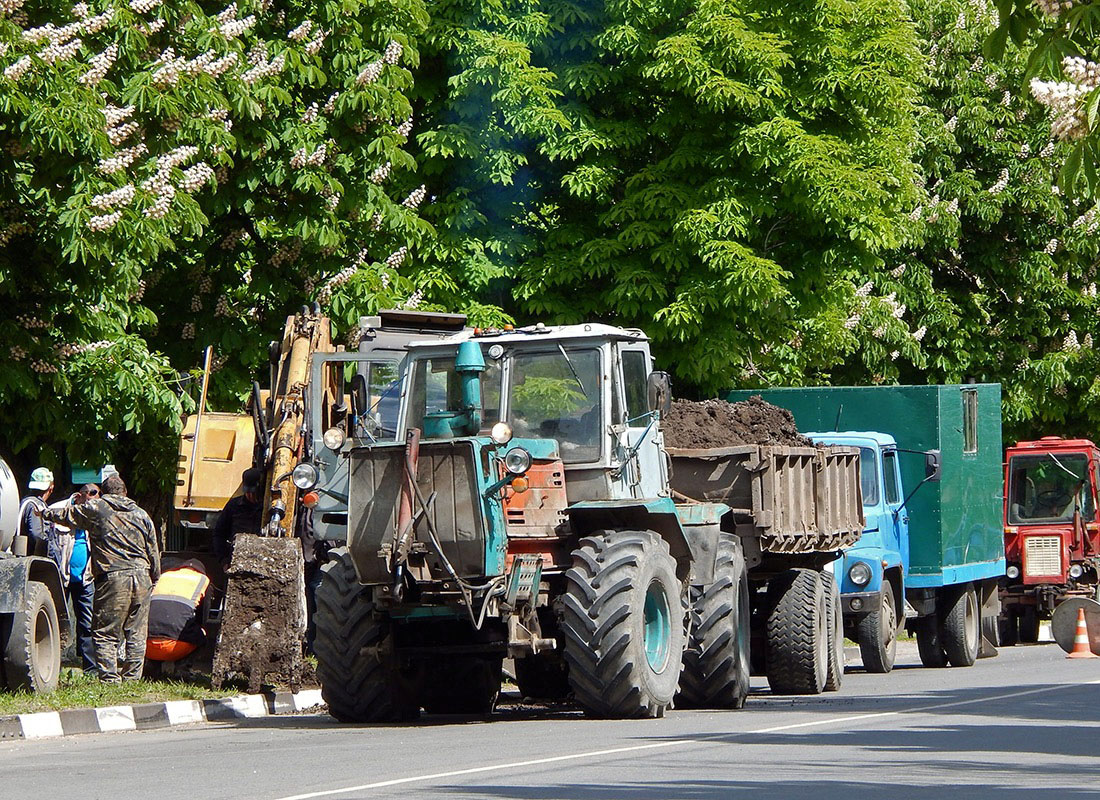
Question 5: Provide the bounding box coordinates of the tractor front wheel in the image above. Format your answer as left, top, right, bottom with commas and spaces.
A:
561, 529, 685, 718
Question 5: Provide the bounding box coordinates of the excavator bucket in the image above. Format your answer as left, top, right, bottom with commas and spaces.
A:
211, 534, 306, 691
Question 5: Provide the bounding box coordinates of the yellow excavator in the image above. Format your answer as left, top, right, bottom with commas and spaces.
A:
173, 305, 466, 690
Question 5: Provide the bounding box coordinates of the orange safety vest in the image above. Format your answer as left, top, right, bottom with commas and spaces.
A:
152, 566, 210, 606
147, 566, 210, 661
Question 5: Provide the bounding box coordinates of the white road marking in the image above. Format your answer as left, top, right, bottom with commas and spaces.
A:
271, 679, 1100, 800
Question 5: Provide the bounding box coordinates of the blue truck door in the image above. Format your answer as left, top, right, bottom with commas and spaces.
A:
882, 448, 909, 574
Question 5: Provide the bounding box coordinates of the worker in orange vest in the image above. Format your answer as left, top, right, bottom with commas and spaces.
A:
146, 558, 211, 663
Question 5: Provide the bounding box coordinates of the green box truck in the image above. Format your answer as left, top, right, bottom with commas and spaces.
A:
727, 384, 1006, 670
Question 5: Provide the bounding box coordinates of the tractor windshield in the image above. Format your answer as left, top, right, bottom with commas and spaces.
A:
1007, 453, 1095, 525
405, 355, 501, 433
507, 348, 603, 464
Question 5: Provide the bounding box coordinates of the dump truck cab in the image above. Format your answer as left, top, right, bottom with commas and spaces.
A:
1001, 436, 1100, 640
809, 432, 910, 617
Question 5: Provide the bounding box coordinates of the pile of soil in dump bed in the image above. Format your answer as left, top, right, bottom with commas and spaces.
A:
212, 534, 306, 693
662, 396, 814, 449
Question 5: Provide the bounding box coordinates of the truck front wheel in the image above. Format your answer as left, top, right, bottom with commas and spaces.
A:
765, 568, 828, 695
677, 533, 750, 709
3, 580, 61, 693
314, 548, 418, 722
561, 529, 685, 718
942, 584, 979, 667
856, 580, 897, 673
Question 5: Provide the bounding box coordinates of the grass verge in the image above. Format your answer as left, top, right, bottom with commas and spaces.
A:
0, 668, 236, 717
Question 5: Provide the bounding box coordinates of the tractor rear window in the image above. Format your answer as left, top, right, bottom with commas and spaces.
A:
508, 348, 603, 464
405, 356, 501, 434
1007, 453, 1095, 525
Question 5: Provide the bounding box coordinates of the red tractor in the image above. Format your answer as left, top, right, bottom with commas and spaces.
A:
1001, 436, 1100, 646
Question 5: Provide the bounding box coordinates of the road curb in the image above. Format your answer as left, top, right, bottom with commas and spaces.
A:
0, 688, 324, 741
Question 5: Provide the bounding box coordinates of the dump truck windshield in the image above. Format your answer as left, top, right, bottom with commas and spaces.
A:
859, 447, 879, 507
1008, 453, 1095, 524
508, 348, 602, 464
406, 355, 501, 433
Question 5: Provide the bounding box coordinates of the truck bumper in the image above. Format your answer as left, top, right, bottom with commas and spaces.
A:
842, 589, 881, 617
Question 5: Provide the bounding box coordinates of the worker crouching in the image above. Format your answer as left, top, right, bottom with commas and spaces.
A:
146, 559, 211, 665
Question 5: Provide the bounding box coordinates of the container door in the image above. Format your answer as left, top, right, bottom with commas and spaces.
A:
616, 345, 667, 499
882, 448, 909, 572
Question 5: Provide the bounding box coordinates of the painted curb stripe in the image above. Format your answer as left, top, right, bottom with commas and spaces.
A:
95, 705, 137, 732
19, 712, 64, 740
164, 699, 205, 725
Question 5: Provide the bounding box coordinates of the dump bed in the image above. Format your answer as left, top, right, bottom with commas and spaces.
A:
727, 385, 1005, 587
667, 444, 863, 555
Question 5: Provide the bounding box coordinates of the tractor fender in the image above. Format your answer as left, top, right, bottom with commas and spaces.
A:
0, 554, 71, 645
565, 497, 722, 583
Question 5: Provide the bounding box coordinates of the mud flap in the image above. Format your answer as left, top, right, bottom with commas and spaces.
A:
978, 579, 1000, 659
212, 534, 306, 692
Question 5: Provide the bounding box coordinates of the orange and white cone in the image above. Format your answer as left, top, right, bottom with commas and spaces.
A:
1066, 607, 1098, 659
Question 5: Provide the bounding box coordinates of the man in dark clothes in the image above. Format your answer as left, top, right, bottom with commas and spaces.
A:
19, 467, 63, 572
212, 467, 263, 564
40, 474, 160, 683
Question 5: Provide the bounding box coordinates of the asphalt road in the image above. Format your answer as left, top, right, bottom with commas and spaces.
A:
4, 640, 1099, 800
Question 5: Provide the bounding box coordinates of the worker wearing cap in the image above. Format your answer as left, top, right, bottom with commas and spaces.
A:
212, 467, 263, 565
18, 467, 63, 573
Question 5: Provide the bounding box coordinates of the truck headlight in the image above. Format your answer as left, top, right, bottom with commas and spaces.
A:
504, 447, 531, 475
1069, 564, 1084, 579
1006, 565, 1020, 580
292, 463, 319, 490
323, 427, 346, 451
848, 561, 872, 587
491, 422, 513, 445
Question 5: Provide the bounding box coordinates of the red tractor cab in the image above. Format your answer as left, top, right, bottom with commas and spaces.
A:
1001, 436, 1100, 644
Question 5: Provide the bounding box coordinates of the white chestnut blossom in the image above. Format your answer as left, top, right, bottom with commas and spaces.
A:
9, 346, 27, 361
1044, 238, 1059, 255
38, 37, 82, 66
356, 59, 384, 85
97, 143, 147, 174
1035, 0, 1075, 17
1064, 330, 1080, 350
106, 121, 139, 146
4, 56, 33, 81
913, 326, 927, 342
288, 20, 312, 42
79, 44, 118, 86
71, 2, 88, 17
402, 185, 426, 209
383, 40, 402, 65
91, 183, 135, 209
401, 289, 423, 310
988, 168, 1009, 194
1030, 78, 1090, 141
396, 115, 413, 138
369, 161, 391, 184
385, 246, 408, 269
855, 281, 873, 297
322, 92, 338, 114
179, 162, 214, 193
891, 264, 906, 278
102, 104, 133, 126
129, 0, 162, 12
182, 322, 195, 339
241, 53, 285, 85
87, 209, 123, 231
305, 30, 326, 57
945, 115, 957, 133
83, 8, 112, 33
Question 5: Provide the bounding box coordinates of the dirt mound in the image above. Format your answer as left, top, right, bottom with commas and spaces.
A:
212, 534, 306, 693
662, 396, 814, 449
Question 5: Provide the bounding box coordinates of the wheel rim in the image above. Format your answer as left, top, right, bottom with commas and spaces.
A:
882, 591, 897, 650
34, 606, 57, 685
965, 592, 978, 654
643, 580, 672, 673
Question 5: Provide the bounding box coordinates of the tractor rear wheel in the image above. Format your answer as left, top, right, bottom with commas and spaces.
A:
765, 568, 828, 695
2, 580, 60, 693
677, 533, 750, 709
314, 548, 417, 722
561, 529, 685, 718
823, 571, 845, 691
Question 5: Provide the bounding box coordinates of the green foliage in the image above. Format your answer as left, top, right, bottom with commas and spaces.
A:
511, 376, 585, 419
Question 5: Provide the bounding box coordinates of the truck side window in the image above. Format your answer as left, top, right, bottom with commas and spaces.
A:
622, 350, 648, 422
883, 450, 900, 505
859, 447, 880, 506
962, 389, 978, 454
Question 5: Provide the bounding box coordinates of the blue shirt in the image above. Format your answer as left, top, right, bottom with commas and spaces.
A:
70, 529, 89, 584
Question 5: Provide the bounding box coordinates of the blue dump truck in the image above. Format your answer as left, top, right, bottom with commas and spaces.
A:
728, 385, 1006, 671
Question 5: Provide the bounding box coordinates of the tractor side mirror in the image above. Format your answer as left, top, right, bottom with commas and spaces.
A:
351, 373, 369, 418
925, 450, 941, 482
647, 371, 673, 416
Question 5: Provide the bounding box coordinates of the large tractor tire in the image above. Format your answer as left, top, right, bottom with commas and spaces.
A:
1018, 607, 1040, 644
915, 615, 948, 668
313, 548, 417, 722
942, 584, 979, 667
856, 578, 898, 674
3, 580, 61, 693
765, 568, 828, 695
822, 571, 845, 691
515, 651, 571, 701
561, 530, 685, 718
422, 657, 502, 715
677, 533, 751, 709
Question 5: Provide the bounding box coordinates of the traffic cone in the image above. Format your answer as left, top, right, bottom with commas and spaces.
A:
1066, 607, 1098, 659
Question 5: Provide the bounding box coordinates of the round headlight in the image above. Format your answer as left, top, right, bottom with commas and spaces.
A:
1006, 565, 1020, 580
504, 447, 531, 475
848, 561, 872, 587
323, 427, 346, 451
292, 463, 319, 490
491, 422, 513, 445
1069, 564, 1084, 579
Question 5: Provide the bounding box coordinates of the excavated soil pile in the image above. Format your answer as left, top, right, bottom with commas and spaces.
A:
212, 534, 306, 693
662, 396, 814, 449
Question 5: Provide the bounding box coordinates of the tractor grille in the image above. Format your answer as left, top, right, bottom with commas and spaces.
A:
1024, 536, 1062, 577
